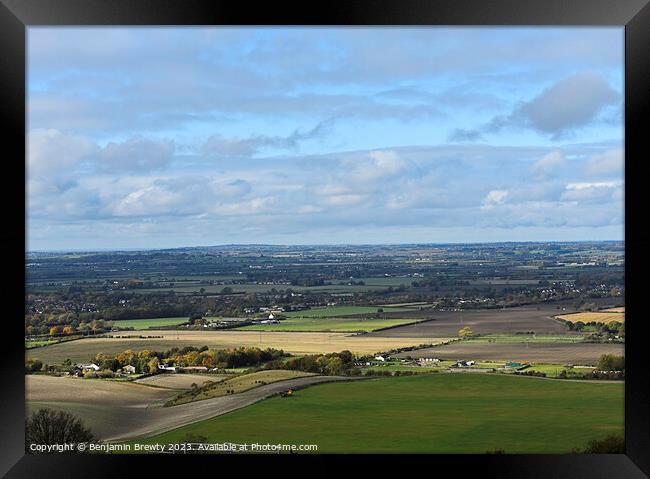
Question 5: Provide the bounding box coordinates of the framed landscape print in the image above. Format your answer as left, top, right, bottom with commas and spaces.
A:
1, 0, 649, 477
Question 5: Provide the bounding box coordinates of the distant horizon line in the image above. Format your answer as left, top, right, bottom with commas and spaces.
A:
26, 239, 625, 254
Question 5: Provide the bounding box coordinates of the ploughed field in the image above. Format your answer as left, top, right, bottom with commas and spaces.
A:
26, 374, 356, 442
369, 299, 623, 338
392, 340, 624, 365
136, 373, 624, 453
26, 331, 444, 364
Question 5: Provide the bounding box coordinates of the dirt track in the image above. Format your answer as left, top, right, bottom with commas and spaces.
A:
26, 374, 358, 442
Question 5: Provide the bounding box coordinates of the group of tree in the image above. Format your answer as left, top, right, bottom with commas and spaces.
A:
86, 345, 287, 374
266, 350, 358, 376
596, 354, 624, 372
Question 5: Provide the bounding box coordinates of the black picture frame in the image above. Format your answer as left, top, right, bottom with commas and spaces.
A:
1, 0, 648, 477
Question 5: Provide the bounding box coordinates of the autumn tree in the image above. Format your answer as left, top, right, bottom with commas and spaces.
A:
49, 326, 63, 336
62, 325, 76, 335
147, 358, 160, 374
458, 326, 474, 339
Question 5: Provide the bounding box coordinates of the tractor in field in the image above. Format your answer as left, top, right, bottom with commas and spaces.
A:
280, 388, 293, 398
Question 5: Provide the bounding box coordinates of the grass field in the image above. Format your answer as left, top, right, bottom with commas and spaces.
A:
237, 317, 420, 332
26, 330, 443, 364
113, 317, 189, 330
26, 338, 60, 349
134, 373, 230, 390
136, 374, 623, 453
166, 370, 315, 406
285, 305, 416, 318
556, 310, 625, 324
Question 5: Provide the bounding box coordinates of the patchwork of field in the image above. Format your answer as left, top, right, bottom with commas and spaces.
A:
556, 309, 625, 324
392, 341, 624, 365
138, 283, 392, 295
237, 317, 420, 332
136, 374, 624, 453
369, 300, 625, 338
167, 370, 316, 405
26, 330, 445, 364
112, 317, 189, 330
285, 305, 417, 318
134, 374, 229, 390
26, 374, 358, 441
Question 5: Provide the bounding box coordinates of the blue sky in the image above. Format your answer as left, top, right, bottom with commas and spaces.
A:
27, 27, 624, 251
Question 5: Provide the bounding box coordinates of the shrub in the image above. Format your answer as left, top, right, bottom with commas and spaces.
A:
575, 435, 624, 453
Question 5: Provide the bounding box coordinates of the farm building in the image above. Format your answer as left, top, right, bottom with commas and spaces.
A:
455, 360, 475, 368
122, 365, 136, 374
504, 361, 524, 369
79, 363, 100, 372
69, 363, 100, 377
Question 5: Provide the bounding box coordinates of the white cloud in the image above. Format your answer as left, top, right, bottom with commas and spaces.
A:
97, 136, 175, 172
561, 180, 622, 203
584, 148, 623, 176
482, 190, 509, 208
529, 151, 565, 180
28, 129, 98, 177
487, 72, 620, 139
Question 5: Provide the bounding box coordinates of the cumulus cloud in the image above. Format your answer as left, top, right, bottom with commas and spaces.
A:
28, 128, 98, 177
481, 190, 509, 209
529, 151, 566, 180
561, 181, 622, 203
97, 136, 175, 172
488, 72, 620, 139
584, 148, 623, 176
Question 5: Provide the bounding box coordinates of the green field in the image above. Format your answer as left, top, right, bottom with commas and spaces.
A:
237, 317, 420, 332
112, 317, 189, 330
136, 374, 623, 453
26, 338, 60, 349
285, 305, 416, 318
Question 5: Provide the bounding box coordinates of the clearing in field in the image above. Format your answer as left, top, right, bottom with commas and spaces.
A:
556, 310, 625, 324
285, 305, 417, 318
136, 373, 623, 453
26, 330, 444, 364
167, 370, 315, 406
237, 317, 421, 332
112, 317, 189, 329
